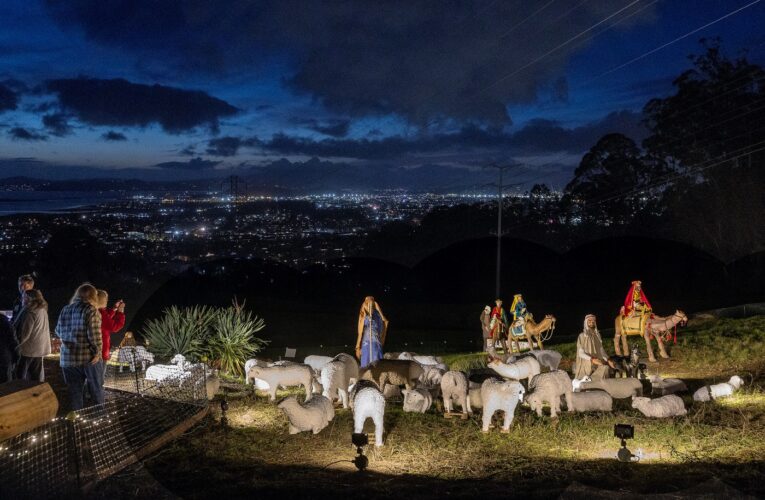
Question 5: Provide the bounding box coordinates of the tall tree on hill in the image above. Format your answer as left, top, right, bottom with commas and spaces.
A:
563, 133, 661, 227
643, 39, 765, 260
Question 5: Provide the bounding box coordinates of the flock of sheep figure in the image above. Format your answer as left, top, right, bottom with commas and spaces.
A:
234, 349, 745, 447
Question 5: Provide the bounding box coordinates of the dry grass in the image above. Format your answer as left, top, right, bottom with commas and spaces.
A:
132, 316, 765, 498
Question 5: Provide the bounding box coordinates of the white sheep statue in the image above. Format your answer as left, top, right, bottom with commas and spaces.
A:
117, 346, 155, 372
333, 352, 360, 384
304, 355, 334, 375
382, 383, 402, 399
440, 370, 471, 417
507, 350, 562, 371
360, 359, 424, 391
402, 388, 433, 413
525, 370, 574, 418
145, 354, 195, 386
413, 355, 443, 366
418, 365, 446, 387
649, 375, 688, 396
468, 380, 484, 409
692, 375, 744, 402
278, 395, 335, 434
528, 350, 562, 371
350, 381, 386, 447
320, 359, 349, 408
397, 351, 416, 360
247, 363, 313, 402
480, 378, 525, 433
572, 373, 643, 399
632, 395, 687, 417
564, 390, 613, 413
488, 356, 541, 383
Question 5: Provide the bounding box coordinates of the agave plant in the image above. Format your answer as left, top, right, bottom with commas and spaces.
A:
204, 304, 267, 377
141, 305, 217, 361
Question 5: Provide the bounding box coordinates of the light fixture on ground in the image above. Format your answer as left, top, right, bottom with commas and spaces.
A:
614, 423, 637, 462
351, 432, 369, 471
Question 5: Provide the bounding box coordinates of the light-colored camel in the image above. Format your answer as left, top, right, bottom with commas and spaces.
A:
509, 314, 555, 352
614, 310, 687, 362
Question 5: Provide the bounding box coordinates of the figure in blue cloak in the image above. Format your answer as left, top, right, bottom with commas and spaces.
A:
355, 296, 389, 368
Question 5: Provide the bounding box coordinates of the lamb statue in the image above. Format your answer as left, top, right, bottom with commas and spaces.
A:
320, 359, 349, 408
649, 375, 688, 396
304, 355, 334, 376
350, 380, 385, 447
488, 356, 541, 384
360, 359, 424, 391
572, 371, 643, 399
413, 355, 443, 366
468, 380, 485, 409
247, 363, 313, 402
418, 365, 446, 387
507, 350, 562, 371
692, 375, 744, 402
632, 395, 687, 417
402, 388, 433, 413
277, 395, 335, 434
440, 370, 471, 417
145, 354, 196, 387
525, 370, 574, 418
480, 378, 525, 433
117, 345, 154, 372
564, 390, 613, 413
333, 352, 360, 384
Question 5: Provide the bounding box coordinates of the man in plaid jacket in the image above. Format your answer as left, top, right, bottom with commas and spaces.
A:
55, 283, 103, 410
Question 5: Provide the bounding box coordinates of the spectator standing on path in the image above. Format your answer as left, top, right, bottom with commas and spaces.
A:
56, 283, 103, 410
97, 290, 125, 368
11, 274, 35, 322
0, 313, 18, 383
13, 289, 51, 382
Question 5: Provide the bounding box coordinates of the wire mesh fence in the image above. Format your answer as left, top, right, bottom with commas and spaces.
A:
0, 348, 210, 498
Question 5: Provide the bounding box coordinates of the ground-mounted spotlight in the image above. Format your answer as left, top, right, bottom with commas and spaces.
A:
614, 424, 637, 462
351, 432, 369, 471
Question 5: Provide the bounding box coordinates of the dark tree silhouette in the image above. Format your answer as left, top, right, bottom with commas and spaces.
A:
564, 133, 663, 226
644, 40, 765, 260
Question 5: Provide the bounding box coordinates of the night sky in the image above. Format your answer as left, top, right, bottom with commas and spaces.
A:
1, 0, 764, 188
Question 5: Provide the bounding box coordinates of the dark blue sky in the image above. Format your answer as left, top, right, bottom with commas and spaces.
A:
0, 0, 763, 189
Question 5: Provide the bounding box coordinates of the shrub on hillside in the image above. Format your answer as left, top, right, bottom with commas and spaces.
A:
142, 301, 267, 375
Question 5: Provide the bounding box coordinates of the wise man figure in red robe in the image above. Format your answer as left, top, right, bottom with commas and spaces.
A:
489, 298, 509, 353
620, 280, 652, 318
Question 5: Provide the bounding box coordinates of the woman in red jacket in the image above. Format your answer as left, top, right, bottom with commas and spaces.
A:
96, 290, 126, 365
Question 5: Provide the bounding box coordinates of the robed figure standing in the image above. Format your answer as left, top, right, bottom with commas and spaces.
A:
355, 296, 389, 368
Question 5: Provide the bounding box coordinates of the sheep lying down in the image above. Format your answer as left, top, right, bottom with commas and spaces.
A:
278, 395, 335, 434
632, 395, 687, 417
693, 375, 744, 402
563, 390, 613, 413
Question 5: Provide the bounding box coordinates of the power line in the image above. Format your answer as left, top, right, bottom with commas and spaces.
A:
583, 0, 764, 84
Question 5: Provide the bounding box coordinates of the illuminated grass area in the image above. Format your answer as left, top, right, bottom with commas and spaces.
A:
136, 316, 765, 497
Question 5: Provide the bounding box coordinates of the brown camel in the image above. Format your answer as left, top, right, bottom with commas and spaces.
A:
508, 314, 555, 352
614, 310, 687, 362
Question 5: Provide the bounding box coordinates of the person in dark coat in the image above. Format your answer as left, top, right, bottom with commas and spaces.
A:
11, 274, 35, 323
0, 313, 19, 383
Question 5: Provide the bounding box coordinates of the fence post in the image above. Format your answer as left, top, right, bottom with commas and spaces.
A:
132, 350, 141, 395
65, 412, 81, 489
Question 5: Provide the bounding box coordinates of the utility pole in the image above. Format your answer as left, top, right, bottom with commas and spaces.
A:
486, 163, 522, 299
496, 166, 503, 299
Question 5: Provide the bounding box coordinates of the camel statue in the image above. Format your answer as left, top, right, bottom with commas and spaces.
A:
614, 310, 687, 363
509, 314, 555, 352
